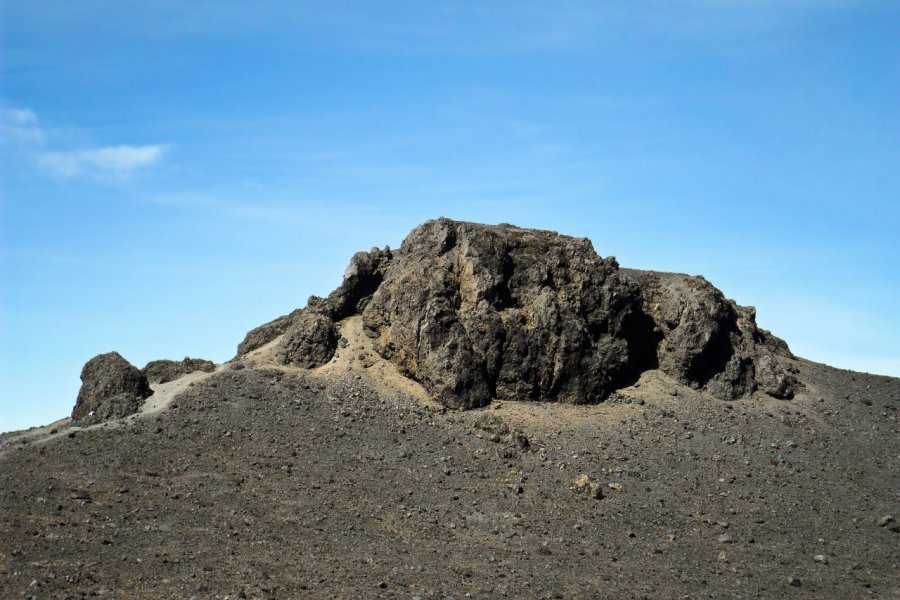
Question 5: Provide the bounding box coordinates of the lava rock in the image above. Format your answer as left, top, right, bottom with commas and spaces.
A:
362, 219, 658, 408
72, 352, 153, 425
235, 307, 305, 356
235, 248, 392, 361
276, 307, 339, 369
624, 270, 799, 400
570, 474, 604, 500
143, 357, 216, 384
877, 515, 898, 532
328, 246, 394, 319
234, 218, 800, 408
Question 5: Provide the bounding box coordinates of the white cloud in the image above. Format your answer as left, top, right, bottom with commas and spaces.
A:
1, 108, 45, 145
37, 144, 169, 179
2, 106, 169, 180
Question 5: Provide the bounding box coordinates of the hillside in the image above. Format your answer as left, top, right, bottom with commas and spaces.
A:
2, 219, 897, 599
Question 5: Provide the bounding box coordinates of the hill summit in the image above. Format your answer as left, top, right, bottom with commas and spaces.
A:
235, 218, 798, 409
71, 218, 802, 424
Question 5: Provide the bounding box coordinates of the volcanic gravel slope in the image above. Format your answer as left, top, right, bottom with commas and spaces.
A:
1, 337, 898, 599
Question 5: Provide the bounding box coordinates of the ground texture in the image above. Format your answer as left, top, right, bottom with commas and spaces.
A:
1, 331, 897, 599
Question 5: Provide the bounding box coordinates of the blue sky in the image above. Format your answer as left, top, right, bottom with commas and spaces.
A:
1, 1, 898, 432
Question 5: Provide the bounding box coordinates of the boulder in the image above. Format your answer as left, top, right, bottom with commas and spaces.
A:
72, 352, 153, 425
275, 306, 338, 368
143, 357, 217, 384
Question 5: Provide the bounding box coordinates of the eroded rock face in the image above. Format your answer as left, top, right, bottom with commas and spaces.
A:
627, 270, 798, 399
361, 220, 658, 408
329, 247, 393, 319
72, 352, 153, 425
234, 218, 799, 407
143, 357, 217, 384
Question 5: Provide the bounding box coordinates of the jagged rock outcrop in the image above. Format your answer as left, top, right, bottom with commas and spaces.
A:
235, 218, 799, 407
235, 248, 393, 360
625, 270, 798, 399
236, 307, 305, 356
143, 357, 217, 384
72, 352, 153, 425
329, 247, 393, 319
361, 220, 658, 408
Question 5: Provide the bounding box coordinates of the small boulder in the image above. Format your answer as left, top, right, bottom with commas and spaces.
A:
276, 309, 338, 368
72, 352, 153, 425
877, 515, 898, 532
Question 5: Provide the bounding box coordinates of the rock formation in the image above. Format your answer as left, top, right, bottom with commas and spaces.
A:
143, 357, 217, 384
625, 270, 798, 400
72, 352, 153, 425
236, 218, 799, 407
360, 220, 658, 408
276, 308, 338, 369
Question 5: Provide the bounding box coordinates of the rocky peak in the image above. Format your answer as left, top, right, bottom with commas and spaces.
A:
236, 218, 799, 407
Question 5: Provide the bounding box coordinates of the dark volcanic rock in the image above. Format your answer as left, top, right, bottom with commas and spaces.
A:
72, 352, 153, 425
328, 247, 393, 319
236, 248, 393, 362
143, 357, 216, 384
275, 305, 338, 368
236, 308, 305, 356
626, 270, 798, 399
233, 218, 798, 407
362, 219, 658, 408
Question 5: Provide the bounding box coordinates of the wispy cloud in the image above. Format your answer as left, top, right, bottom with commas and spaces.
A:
1, 106, 169, 181
36, 144, 169, 179
1, 108, 45, 145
